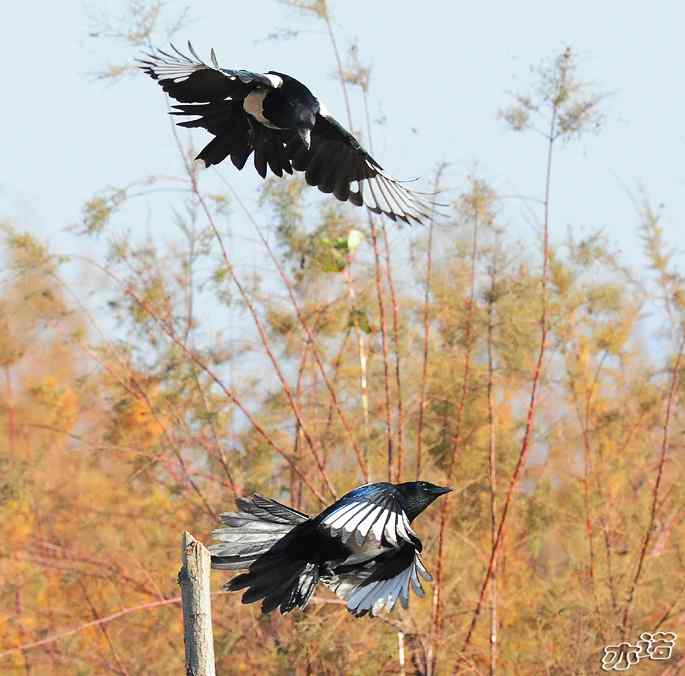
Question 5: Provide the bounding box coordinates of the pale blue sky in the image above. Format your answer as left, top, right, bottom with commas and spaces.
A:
2, 0, 684, 275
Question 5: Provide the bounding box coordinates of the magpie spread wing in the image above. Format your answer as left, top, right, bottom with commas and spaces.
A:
327, 546, 433, 617
138, 42, 280, 103
317, 483, 419, 549
287, 113, 434, 225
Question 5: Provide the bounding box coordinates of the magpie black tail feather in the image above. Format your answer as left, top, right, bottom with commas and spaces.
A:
251, 127, 294, 178
172, 100, 238, 136
210, 494, 320, 614
195, 134, 235, 168
171, 101, 292, 176
209, 494, 309, 571
195, 122, 254, 169
171, 100, 254, 169
229, 556, 320, 614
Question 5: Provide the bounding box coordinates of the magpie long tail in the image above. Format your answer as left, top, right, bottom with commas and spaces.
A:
171, 101, 294, 177
209, 494, 319, 614
171, 100, 252, 169
209, 494, 309, 572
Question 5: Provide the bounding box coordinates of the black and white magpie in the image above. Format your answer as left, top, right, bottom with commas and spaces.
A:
138, 43, 435, 224
209, 481, 451, 617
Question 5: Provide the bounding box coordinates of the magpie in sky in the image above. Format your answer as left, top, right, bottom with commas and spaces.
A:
138, 43, 435, 224
209, 481, 451, 617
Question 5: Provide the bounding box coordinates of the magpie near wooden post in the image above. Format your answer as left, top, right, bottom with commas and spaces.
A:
179, 532, 216, 676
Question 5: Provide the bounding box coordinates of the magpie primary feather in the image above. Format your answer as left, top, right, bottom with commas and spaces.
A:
209, 481, 451, 617
138, 42, 435, 224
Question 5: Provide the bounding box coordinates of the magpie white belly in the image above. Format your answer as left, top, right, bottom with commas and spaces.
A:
339, 540, 392, 567
243, 90, 281, 129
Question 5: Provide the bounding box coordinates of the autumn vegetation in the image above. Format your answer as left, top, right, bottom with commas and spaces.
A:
1, 2, 684, 674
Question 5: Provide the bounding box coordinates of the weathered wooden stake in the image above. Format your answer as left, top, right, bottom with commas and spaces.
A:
397, 631, 406, 676
179, 531, 216, 676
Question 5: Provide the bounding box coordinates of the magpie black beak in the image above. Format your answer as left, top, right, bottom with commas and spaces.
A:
431, 486, 453, 495
297, 128, 311, 150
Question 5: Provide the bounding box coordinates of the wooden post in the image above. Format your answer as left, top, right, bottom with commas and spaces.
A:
397, 631, 406, 676
179, 532, 216, 676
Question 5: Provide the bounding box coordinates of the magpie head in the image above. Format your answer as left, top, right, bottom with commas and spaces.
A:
396, 481, 452, 521
266, 71, 317, 147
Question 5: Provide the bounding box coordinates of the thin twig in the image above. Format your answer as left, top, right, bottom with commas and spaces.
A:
292, 336, 312, 509
381, 225, 405, 481
77, 580, 131, 676
620, 333, 685, 636
430, 191, 480, 674
322, 8, 353, 130
457, 88, 559, 670
369, 215, 394, 481
188, 367, 240, 498
0, 598, 182, 659
486, 246, 498, 676
214, 175, 369, 483
169, 116, 337, 499
416, 164, 446, 480
74, 252, 328, 504
344, 252, 371, 475
565, 348, 607, 641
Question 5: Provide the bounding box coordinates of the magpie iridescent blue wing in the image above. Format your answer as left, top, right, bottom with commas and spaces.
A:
137, 42, 281, 103
316, 483, 419, 549
287, 113, 435, 225
326, 546, 433, 617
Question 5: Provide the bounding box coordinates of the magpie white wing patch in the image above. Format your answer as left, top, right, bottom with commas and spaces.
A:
138, 43, 210, 82
320, 497, 416, 548
264, 73, 284, 88
137, 42, 280, 99
243, 90, 280, 128
317, 101, 331, 118
359, 165, 435, 225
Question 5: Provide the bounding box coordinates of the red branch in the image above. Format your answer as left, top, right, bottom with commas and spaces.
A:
621, 333, 685, 635
0, 597, 182, 659
430, 198, 480, 674
456, 101, 559, 669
